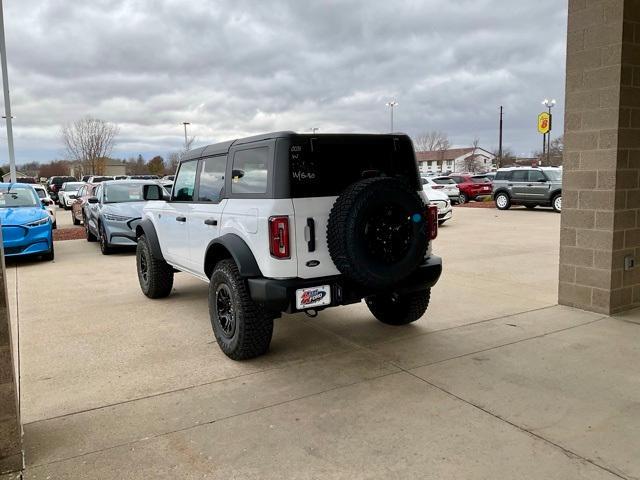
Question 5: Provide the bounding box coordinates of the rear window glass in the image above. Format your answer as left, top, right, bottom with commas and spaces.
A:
288, 135, 418, 197
433, 178, 455, 185
232, 147, 269, 194
471, 176, 490, 183
511, 170, 528, 181
495, 170, 511, 180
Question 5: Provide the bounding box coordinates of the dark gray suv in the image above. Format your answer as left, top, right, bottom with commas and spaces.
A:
492, 167, 562, 212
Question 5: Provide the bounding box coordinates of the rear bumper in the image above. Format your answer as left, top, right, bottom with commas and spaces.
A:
248, 255, 443, 314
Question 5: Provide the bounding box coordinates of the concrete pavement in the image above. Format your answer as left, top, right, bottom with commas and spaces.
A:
6, 207, 640, 479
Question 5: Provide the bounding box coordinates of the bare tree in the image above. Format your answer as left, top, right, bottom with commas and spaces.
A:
413, 131, 450, 152
167, 136, 196, 174
61, 117, 119, 176
462, 137, 483, 173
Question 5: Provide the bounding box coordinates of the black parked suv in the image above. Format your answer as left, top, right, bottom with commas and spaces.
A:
47, 176, 77, 201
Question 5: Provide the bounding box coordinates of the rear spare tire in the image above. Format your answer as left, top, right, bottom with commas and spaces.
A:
327, 177, 428, 290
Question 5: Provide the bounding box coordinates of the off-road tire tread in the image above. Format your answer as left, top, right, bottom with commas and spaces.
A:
209, 259, 273, 360
366, 288, 431, 325
137, 235, 174, 299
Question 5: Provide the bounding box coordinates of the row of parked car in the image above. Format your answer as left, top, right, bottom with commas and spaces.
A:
422, 166, 563, 213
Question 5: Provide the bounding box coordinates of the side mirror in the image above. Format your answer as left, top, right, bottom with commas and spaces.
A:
142, 184, 163, 201
232, 169, 245, 180
40, 199, 48, 207
538, 178, 547, 183
87, 196, 99, 204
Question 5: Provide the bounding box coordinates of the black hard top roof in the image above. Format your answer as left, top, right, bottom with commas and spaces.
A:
182, 131, 409, 161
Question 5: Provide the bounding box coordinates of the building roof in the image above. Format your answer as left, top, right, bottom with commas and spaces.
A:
416, 147, 493, 162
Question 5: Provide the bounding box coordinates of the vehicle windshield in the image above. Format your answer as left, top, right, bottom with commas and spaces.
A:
433, 178, 455, 185
544, 170, 562, 181
104, 183, 145, 203
62, 182, 84, 190
0, 188, 39, 208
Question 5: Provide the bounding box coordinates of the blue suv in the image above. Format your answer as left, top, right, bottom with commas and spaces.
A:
0, 183, 54, 261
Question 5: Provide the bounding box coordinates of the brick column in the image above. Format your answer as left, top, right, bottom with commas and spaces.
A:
560, 0, 640, 314
0, 236, 22, 472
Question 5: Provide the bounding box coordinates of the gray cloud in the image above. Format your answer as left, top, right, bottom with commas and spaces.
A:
2, 0, 567, 163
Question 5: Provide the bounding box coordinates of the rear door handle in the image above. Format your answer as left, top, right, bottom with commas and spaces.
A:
176, 216, 186, 222
204, 218, 218, 226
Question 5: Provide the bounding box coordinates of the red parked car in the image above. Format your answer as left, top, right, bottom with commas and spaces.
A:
71, 183, 97, 225
447, 173, 493, 204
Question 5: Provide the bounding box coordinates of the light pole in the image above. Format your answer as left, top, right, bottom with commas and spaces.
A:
0, 0, 16, 183
542, 98, 556, 165
385, 100, 398, 133
309, 127, 319, 134
498, 106, 503, 168
182, 122, 190, 150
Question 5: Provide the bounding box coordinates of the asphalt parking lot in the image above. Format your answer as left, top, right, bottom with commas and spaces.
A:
5, 207, 640, 479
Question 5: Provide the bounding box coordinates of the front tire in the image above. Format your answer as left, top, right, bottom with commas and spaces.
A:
136, 234, 174, 298
209, 259, 273, 360
99, 223, 114, 255
495, 192, 511, 210
85, 216, 97, 242
365, 288, 431, 325
552, 194, 562, 213
42, 241, 54, 262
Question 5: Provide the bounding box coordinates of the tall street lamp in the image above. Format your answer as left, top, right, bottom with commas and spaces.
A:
385, 100, 398, 133
542, 98, 556, 164
182, 122, 191, 150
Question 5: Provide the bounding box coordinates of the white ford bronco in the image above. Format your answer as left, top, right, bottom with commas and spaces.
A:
135, 132, 442, 360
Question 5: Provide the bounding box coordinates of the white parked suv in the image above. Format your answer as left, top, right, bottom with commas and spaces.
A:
58, 181, 85, 209
135, 132, 443, 360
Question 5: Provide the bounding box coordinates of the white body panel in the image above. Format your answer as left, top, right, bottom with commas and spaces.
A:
291, 196, 340, 279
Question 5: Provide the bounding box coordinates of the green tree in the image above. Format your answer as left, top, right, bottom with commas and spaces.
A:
147, 155, 166, 175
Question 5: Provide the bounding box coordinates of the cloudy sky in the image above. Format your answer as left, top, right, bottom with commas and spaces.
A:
2, 0, 567, 164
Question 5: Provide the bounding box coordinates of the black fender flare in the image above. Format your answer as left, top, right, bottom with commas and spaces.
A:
550, 188, 562, 199
205, 233, 262, 279
136, 218, 165, 261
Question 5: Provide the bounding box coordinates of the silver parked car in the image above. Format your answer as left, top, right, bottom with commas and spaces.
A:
84, 180, 165, 254
492, 166, 562, 212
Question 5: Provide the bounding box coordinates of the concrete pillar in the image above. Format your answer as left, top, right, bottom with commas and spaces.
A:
0, 239, 22, 472
560, 0, 640, 314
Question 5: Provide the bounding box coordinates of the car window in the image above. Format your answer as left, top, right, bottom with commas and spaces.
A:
94, 184, 103, 201
173, 160, 198, 201
471, 176, 489, 184
198, 156, 227, 202
0, 188, 38, 207
34, 188, 46, 199
449, 176, 463, 184
511, 170, 528, 182
78, 186, 86, 197
433, 178, 455, 185
231, 147, 269, 194
495, 170, 511, 180
528, 170, 547, 182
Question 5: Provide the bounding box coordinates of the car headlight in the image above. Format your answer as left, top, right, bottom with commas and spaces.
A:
103, 213, 131, 222
25, 217, 50, 227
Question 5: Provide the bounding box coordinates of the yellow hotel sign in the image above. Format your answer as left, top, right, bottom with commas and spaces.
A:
537, 112, 551, 134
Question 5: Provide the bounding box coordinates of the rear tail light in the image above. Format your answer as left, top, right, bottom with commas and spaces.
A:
269, 216, 290, 259
427, 205, 438, 240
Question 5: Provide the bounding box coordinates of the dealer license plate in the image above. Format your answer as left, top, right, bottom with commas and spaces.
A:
295, 285, 331, 310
